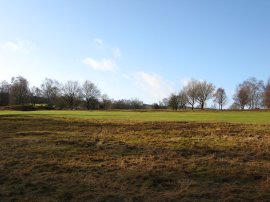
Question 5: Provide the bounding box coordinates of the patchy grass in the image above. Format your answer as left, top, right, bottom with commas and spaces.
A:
0, 115, 269, 201
1, 110, 270, 124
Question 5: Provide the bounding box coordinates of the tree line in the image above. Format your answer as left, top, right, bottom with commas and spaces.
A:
0, 76, 270, 110
0, 76, 144, 110
155, 77, 270, 110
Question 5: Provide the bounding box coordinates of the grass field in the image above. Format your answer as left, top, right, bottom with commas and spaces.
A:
1, 110, 270, 124
0, 111, 269, 201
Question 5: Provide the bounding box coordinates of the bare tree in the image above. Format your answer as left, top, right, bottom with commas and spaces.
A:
264, 80, 270, 109
233, 85, 250, 110
196, 81, 215, 110
130, 98, 144, 109
159, 98, 169, 109
0, 80, 10, 106
178, 90, 188, 109
30, 86, 42, 106
242, 77, 264, 109
41, 78, 61, 107
100, 94, 112, 109
9, 76, 30, 105
233, 78, 264, 109
62, 80, 81, 109
183, 79, 199, 110
213, 88, 227, 110
168, 93, 179, 110
81, 80, 101, 110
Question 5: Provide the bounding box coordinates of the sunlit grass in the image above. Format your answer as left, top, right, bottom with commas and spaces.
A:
1, 110, 270, 124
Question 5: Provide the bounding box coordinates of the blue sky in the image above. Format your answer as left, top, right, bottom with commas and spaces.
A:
0, 0, 270, 104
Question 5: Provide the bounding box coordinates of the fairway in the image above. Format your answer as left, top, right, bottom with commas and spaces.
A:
1, 110, 270, 124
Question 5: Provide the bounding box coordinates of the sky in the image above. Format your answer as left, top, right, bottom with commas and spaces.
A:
0, 0, 270, 105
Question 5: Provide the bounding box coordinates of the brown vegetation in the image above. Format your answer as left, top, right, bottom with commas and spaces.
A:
0, 116, 269, 201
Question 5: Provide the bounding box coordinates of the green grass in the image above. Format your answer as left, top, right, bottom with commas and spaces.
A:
1, 110, 270, 124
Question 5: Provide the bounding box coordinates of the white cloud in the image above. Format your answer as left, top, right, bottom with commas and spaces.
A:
3, 39, 34, 53
180, 78, 190, 87
85, 38, 122, 72
122, 73, 131, 80
134, 71, 174, 100
180, 78, 205, 87
112, 47, 121, 58
83, 57, 118, 71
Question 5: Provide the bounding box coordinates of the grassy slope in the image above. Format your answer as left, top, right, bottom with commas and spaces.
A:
0, 110, 270, 124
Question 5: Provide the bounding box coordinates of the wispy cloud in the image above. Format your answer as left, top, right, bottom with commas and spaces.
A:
122, 73, 131, 80
84, 38, 121, 72
83, 57, 118, 71
112, 47, 121, 58
180, 78, 191, 87
134, 71, 174, 100
3, 39, 34, 53
93, 38, 104, 49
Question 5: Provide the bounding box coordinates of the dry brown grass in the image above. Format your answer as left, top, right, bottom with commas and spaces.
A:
0, 115, 269, 201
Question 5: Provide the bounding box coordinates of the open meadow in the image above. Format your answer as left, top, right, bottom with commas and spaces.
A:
0, 110, 269, 201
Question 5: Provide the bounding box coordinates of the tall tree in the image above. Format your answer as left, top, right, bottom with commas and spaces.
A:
9, 76, 30, 105
196, 81, 215, 110
168, 93, 179, 110
130, 98, 144, 109
62, 80, 81, 109
0, 80, 10, 106
183, 79, 199, 110
178, 90, 188, 109
242, 77, 264, 109
233, 85, 250, 109
264, 80, 270, 109
81, 80, 101, 109
234, 78, 264, 109
100, 94, 112, 109
30, 86, 42, 106
159, 98, 169, 109
41, 78, 61, 107
213, 88, 228, 110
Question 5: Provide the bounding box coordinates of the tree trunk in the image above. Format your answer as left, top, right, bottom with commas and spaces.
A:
201, 101, 204, 110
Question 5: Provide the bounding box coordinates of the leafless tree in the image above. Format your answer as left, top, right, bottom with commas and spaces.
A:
234, 78, 264, 109
159, 98, 169, 108
41, 78, 61, 106
130, 98, 144, 109
178, 90, 188, 109
81, 80, 101, 109
264, 79, 270, 109
213, 88, 227, 110
0, 80, 10, 106
233, 85, 250, 110
30, 86, 42, 106
62, 80, 81, 109
9, 76, 30, 105
196, 81, 215, 110
183, 79, 199, 110
168, 93, 179, 110
100, 94, 112, 109
242, 77, 264, 109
